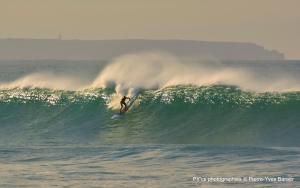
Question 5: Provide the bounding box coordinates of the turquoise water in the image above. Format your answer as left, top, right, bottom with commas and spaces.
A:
0, 60, 300, 187
0, 86, 300, 146
1, 145, 299, 187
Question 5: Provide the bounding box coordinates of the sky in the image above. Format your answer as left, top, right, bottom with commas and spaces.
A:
0, 0, 299, 59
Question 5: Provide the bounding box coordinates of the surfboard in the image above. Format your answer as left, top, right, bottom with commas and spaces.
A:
111, 94, 139, 119
111, 113, 123, 120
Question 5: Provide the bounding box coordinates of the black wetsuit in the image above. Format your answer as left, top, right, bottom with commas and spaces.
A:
120, 96, 129, 112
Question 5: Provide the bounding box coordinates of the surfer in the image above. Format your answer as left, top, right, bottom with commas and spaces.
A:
120, 96, 131, 113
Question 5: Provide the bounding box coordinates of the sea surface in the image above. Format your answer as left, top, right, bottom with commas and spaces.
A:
0, 57, 300, 187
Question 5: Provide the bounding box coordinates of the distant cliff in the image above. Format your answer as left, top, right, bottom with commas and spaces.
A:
0, 39, 284, 60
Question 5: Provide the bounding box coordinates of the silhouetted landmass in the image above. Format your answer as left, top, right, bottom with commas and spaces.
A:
0, 39, 284, 60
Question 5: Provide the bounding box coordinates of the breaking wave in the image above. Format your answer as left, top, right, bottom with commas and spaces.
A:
1, 53, 300, 93
0, 86, 299, 146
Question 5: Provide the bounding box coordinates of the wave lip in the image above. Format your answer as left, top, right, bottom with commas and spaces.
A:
0, 72, 87, 91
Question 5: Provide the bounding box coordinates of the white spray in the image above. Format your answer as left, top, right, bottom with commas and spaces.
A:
1, 52, 300, 94
92, 52, 300, 94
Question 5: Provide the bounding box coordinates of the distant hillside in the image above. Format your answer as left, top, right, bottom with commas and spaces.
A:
0, 39, 284, 60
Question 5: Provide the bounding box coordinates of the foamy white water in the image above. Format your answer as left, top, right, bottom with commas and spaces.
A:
1, 53, 300, 93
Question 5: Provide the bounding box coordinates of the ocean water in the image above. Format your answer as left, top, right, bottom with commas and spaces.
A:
0, 56, 300, 187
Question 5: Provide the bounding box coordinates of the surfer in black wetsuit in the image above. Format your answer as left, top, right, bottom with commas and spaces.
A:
120, 96, 130, 113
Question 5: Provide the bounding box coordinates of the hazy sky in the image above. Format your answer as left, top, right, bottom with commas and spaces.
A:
0, 0, 299, 59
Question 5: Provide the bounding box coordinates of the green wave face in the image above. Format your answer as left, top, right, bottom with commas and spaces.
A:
0, 85, 300, 146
